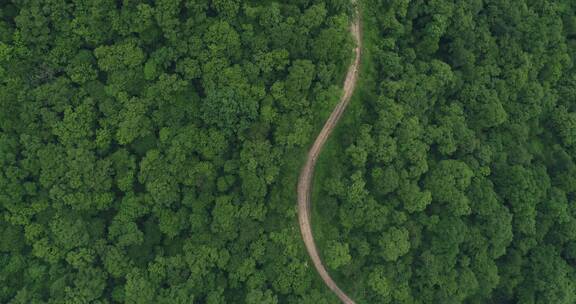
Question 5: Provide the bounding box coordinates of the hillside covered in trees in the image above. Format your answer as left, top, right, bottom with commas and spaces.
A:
0, 1, 355, 303
313, 0, 576, 303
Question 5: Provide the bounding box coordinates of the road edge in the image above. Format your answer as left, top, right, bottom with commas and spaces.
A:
296, 2, 362, 303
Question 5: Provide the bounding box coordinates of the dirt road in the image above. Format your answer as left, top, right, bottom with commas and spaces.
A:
297, 4, 361, 304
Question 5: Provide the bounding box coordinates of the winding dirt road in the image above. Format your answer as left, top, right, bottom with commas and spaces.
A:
297, 4, 361, 304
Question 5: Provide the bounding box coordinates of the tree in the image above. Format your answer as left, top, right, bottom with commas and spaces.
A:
246, 289, 278, 304
379, 227, 410, 262
368, 266, 392, 302
212, 0, 240, 20
325, 240, 352, 269
94, 39, 144, 72
124, 269, 155, 304
424, 160, 474, 216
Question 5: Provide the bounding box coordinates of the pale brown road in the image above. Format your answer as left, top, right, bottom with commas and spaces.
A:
297, 3, 362, 304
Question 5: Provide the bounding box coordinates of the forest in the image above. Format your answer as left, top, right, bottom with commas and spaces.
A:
313, 0, 576, 303
1, 0, 576, 304
0, 0, 353, 303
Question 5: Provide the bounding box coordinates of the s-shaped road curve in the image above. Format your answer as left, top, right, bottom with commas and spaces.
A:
297, 3, 361, 304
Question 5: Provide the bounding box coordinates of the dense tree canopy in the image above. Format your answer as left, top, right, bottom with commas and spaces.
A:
314, 0, 576, 303
2, 0, 576, 303
0, 1, 354, 303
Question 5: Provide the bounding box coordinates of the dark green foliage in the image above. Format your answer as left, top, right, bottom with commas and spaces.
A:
0, 0, 353, 303
314, 0, 576, 303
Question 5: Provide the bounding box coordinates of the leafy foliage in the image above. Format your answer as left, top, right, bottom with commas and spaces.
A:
315, 0, 576, 303
0, 1, 353, 303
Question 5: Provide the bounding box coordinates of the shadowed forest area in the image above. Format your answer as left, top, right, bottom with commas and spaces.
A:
313, 0, 576, 303
0, 1, 355, 303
